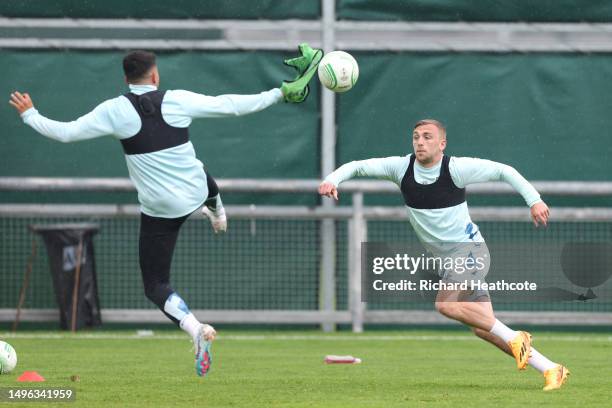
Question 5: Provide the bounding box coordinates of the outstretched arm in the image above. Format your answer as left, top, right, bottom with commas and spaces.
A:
171, 89, 284, 119
171, 44, 321, 117
9, 91, 114, 142
451, 157, 549, 227
319, 156, 408, 201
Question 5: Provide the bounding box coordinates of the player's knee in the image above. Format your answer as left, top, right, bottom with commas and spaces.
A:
143, 284, 157, 303
143, 283, 168, 307
435, 301, 470, 319
435, 301, 460, 318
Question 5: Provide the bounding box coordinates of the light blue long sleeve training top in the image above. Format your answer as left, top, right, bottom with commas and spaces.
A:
21, 84, 283, 218
325, 154, 541, 245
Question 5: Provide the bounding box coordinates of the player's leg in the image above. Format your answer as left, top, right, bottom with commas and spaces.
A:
466, 300, 547, 366
460, 296, 512, 356
139, 212, 192, 325
139, 212, 216, 376
435, 291, 532, 368
470, 299, 568, 388
435, 243, 535, 370
471, 327, 513, 356
435, 288, 533, 368
434, 289, 495, 330
435, 291, 568, 389
201, 169, 227, 233
469, 299, 569, 389
436, 291, 534, 368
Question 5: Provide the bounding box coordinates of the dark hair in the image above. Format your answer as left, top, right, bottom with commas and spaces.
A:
414, 119, 446, 139
123, 50, 157, 82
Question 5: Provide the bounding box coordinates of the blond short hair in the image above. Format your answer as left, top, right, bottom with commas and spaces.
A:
414, 119, 446, 139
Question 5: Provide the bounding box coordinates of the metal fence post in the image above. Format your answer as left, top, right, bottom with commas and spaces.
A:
349, 192, 366, 333
319, 0, 337, 332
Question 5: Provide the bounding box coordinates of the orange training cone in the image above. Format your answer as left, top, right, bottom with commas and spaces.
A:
17, 371, 45, 382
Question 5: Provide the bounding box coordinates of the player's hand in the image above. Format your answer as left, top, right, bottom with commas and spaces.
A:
9, 91, 34, 114
531, 201, 549, 227
284, 43, 319, 76
318, 181, 338, 200
281, 43, 322, 103
280, 80, 310, 103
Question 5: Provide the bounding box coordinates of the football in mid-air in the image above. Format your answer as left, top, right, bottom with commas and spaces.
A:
0, 341, 17, 374
318, 51, 359, 93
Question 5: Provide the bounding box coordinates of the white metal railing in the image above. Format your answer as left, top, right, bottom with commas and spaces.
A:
3, 18, 612, 52
3, 177, 612, 195
2, 177, 612, 330
3, 204, 612, 222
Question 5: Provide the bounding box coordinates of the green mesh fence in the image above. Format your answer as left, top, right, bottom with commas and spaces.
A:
1, 215, 610, 314
0, 216, 320, 311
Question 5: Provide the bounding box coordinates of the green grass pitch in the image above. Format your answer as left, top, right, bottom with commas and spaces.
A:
1, 329, 611, 407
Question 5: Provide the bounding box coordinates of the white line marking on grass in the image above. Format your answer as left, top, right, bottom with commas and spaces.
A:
1, 333, 612, 342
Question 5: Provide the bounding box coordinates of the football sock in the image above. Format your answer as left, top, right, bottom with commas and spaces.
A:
490, 319, 557, 372
489, 319, 518, 342
528, 348, 557, 373
163, 292, 191, 323
180, 313, 202, 340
